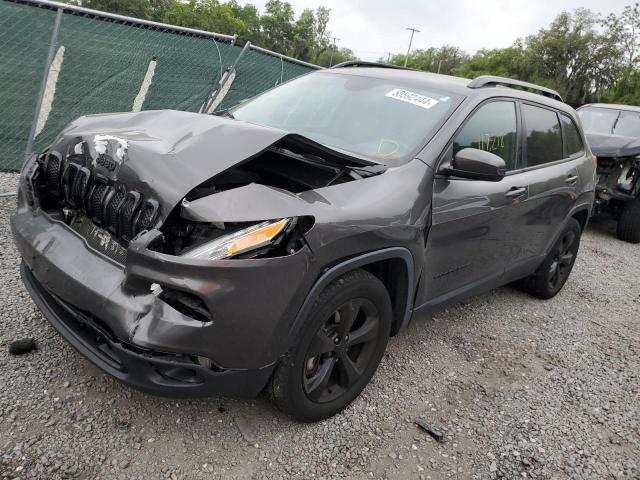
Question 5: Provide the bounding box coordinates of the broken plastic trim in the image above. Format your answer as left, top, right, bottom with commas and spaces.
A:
185, 137, 386, 201
159, 289, 213, 324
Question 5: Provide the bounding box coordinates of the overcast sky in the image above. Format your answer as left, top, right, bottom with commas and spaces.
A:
247, 0, 631, 61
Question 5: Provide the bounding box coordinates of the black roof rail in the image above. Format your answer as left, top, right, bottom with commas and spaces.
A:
468, 75, 564, 102
331, 60, 412, 70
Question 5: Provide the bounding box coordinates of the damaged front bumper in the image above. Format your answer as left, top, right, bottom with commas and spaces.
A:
11, 202, 315, 398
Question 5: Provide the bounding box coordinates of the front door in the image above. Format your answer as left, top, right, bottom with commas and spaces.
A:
418, 99, 534, 306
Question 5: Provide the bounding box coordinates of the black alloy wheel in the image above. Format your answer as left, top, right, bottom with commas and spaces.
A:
270, 269, 392, 422
302, 298, 380, 403
546, 230, 576, 290
517, 217, 582, 299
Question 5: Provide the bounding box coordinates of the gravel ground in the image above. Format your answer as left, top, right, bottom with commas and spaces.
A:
1, 171, 638, 479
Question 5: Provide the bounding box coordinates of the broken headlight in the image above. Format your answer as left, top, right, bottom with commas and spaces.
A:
182, 218, 291, 260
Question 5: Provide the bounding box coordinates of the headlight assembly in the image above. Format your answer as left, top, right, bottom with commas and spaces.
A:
182, 218, 291, 260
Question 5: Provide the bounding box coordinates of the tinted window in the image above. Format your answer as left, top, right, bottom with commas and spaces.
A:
523, 104, 562, 167
453, 101, 518, 170
560, 114, 584, 157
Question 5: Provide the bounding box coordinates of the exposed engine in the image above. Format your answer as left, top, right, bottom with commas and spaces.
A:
594, 156, 640, 215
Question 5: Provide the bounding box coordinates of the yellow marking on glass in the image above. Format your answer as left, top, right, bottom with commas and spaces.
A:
377, 138, 400, 157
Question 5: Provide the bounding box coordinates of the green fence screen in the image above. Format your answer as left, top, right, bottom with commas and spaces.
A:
0, 0, 319, 171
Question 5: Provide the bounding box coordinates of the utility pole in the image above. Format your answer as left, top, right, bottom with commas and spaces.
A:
404, 27, 420, 68
385, 52, 392, 63
329, 36, 340, 67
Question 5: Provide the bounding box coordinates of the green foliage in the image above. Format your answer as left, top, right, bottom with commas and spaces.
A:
454, 7, 638, 106
65, 0, 353, 66
385, 46, 468, 75
66, 1, 640, 106
453, 44, 533, 80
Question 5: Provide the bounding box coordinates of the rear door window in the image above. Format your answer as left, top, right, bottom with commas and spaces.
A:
560, 114, 584, 157
522, 104, 563, 167
453, 101, 518, 170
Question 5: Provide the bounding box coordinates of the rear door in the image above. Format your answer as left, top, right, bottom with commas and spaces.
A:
419, 99, 535, 304
515, 104, 583, 269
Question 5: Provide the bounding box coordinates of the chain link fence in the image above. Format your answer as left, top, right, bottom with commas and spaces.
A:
0, 0, 320, 171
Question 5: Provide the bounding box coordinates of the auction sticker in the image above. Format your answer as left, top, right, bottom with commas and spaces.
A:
385, 89, 439, 109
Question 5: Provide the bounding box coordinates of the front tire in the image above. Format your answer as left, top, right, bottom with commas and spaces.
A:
518, 218, 582, 299
270, 269, 392, 422
616, 196, 640, 243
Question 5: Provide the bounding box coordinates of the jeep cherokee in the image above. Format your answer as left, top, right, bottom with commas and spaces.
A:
12, 64, 595, 421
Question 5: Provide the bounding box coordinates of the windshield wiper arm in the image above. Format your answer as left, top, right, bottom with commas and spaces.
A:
611, 111, 621, 134
213, 109, 235, 119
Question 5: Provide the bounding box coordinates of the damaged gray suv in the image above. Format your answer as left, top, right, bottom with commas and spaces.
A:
12, 63, 595, 421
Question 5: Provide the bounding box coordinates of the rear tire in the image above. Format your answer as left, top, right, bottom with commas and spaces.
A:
518, 218, 582, 299
270, 269, 392, 422
616, 196, 640, 243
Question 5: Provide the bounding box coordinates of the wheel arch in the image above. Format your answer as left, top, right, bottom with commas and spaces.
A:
286, 248, 415, 348
571, 208, 590, 232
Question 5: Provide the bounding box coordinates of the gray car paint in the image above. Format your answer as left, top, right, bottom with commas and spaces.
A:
11, 68, 595, 397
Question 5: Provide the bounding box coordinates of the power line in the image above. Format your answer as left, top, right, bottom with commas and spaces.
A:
404, 27, 420, 67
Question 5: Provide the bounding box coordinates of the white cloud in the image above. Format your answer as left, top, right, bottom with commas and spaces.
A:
247, 0, 630, 60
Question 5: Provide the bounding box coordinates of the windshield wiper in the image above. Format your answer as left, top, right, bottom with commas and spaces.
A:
348, 164, 387, 176
611, 111, 622, 134
214, 109, 235, 120
269, 146, 387, 178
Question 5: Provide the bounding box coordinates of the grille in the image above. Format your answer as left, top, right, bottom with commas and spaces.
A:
37, 152, 160, 245
87, 182, 108, 223
105, 190, 125, 233
106, 189, 125, 234
43, 152, 62, 192
118, 192, 141, 241
135, 199, 159, 235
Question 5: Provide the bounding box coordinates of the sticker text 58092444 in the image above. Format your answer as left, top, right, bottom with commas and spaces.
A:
385, 89, 439, 110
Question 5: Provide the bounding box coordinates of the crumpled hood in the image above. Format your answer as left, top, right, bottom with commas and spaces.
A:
54, 110, 289, 215
585, 131, 640, 158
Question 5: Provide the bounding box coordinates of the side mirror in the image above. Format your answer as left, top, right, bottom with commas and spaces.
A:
442, 148, 506, 182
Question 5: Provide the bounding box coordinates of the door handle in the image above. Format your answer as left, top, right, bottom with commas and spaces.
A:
565, 175, 579, 186
505, 186, 527, 198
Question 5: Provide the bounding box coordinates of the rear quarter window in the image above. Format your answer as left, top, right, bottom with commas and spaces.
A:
560, 114, 584, 157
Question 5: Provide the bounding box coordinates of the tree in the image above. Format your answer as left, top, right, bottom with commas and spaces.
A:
384, 46, 468, 75
227, 1, 264, 45
291, 8, 315, 60
162, 0, 244, 36
315, 47, 355, 67
524, 9, 622, 103
260, 0, 295, 53
63, 1, 640, 106
453, 43, 533, 79
69, 0, 157, 19
603, 3, 640, 101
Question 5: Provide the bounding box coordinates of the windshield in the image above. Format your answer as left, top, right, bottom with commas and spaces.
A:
578, 106, 640, 138
231, 72, 462, 163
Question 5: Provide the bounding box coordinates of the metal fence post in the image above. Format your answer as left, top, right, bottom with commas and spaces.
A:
200, 41, 251, 114
23, 7, 63, 165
